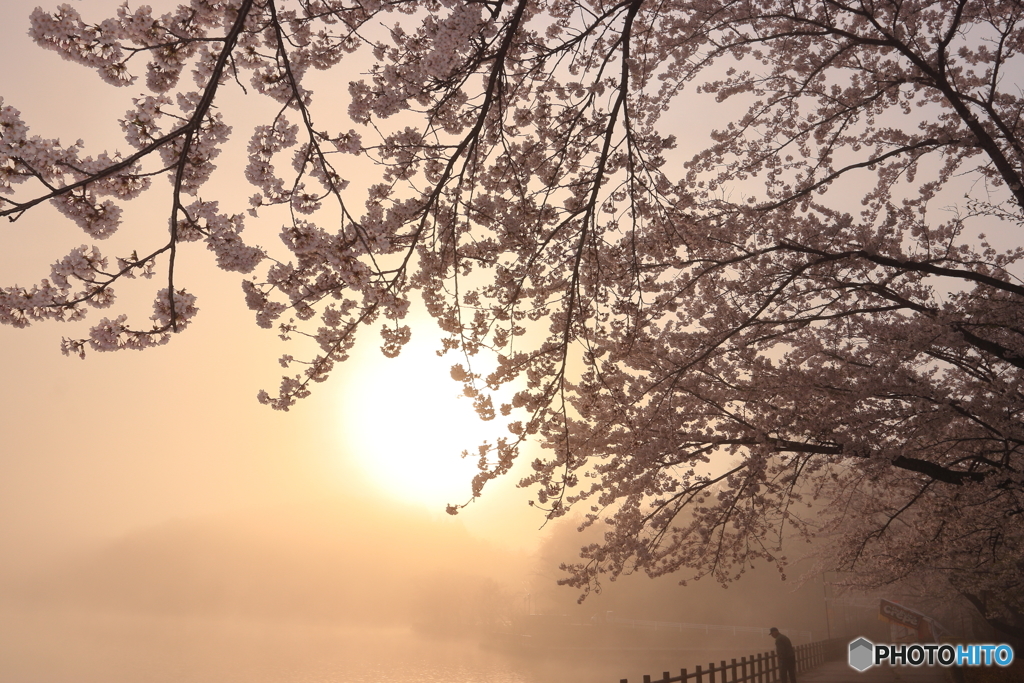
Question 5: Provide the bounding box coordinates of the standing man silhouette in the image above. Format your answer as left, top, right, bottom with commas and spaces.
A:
770, 627, 797, 683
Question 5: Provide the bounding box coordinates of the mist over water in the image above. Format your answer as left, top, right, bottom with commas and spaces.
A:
0, 494, 833, 683
0, 609, 800, 683
0, 611, 524, 683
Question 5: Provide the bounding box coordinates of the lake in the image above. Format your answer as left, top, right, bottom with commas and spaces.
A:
0, 609, 762, 683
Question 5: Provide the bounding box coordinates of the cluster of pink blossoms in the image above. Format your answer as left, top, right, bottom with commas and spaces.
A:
4, 0, 1024, 636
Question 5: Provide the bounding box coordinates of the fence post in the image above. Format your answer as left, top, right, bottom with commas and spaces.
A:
696, 664, 703, 683
664, 673, 671, 683
682, 668, 688, 683
710, 661, 716, 683
741, 656, 748, 683
644, 676, 651, 683
731, 659, 738, 683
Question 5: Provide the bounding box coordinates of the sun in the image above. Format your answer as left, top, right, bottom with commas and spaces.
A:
334, 326, 496, 510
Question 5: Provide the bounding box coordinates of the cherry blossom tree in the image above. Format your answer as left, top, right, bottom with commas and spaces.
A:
2, 0, 1022, 639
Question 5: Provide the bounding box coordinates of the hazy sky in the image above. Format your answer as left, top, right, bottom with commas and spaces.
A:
0, 0, 545, 577
0, 9, 860, 683
0, 1, 886, 646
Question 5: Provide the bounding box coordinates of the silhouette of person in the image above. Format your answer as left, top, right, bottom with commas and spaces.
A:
770, 627, 797, 683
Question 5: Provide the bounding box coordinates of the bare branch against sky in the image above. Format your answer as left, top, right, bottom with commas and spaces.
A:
2, 0, 1022, 647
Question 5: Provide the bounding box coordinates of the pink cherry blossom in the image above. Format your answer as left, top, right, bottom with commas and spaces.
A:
3, 0, 1023, 641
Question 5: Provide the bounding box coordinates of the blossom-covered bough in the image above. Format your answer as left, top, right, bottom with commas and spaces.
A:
2, 0, 1022, 640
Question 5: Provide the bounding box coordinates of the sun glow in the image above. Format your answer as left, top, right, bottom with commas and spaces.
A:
335, 326, 498, 510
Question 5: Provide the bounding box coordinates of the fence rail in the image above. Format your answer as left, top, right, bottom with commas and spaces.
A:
620, 638, 846, 683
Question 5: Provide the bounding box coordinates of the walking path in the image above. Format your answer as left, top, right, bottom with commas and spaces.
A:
799, 660, 949, 683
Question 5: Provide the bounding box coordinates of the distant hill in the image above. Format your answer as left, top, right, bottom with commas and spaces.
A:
1, 494, 527, 626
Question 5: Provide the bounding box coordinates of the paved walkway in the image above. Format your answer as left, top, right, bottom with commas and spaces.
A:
800, 660, 949, 683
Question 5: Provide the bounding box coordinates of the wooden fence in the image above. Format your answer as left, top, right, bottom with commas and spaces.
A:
620, 638, 846, 683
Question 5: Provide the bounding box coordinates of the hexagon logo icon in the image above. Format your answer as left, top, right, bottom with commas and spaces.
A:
849, 638, 874, 671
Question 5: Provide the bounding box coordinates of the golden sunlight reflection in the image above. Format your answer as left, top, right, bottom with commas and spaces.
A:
335, 319, 498, 509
